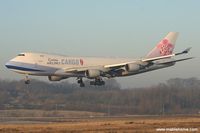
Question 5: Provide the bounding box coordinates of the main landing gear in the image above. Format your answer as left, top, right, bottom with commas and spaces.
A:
90, 78, 105, 86
77, 78, 85, 87
77, 77, 105, 87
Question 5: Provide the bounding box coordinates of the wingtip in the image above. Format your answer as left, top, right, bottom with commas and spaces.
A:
183, 47, 192, 53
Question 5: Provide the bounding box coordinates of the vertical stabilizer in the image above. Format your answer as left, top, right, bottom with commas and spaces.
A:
146, 32, 179, 58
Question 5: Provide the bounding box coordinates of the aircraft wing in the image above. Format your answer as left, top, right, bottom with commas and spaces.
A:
103, 54, 175, 70
55, 47, 192, 77
141, 54, 175, 62
105, 47, 192, 69
55, 54, 177, 73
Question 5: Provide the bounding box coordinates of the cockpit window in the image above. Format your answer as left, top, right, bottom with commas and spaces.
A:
18, 53, 25, 56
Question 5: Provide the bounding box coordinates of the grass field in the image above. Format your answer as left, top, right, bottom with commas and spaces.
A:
0, 110, 199, 133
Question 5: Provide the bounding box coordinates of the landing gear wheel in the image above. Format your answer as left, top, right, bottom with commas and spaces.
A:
90, 77, 105, 86
25, 80, 30, 84
80, 83, 85, 87
24, 75, 30, 84
77, 78, 85, 87
101, 81, 105, 85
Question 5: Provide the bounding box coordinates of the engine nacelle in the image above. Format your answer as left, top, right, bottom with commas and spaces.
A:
125, 63, 141, 72
48, 76, 68, 81
85, 69, 101, 78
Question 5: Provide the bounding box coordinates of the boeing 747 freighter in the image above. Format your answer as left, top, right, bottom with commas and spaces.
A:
5, 32, 193, 87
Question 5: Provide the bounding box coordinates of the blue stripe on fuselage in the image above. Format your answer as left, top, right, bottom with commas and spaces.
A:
5, 65, 45, 72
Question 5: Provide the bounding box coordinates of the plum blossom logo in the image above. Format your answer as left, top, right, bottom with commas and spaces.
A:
157, 39, 174, 56
80, 59, 84, 65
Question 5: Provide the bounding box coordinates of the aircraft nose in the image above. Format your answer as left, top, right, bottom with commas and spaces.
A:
5, 61, 11, 68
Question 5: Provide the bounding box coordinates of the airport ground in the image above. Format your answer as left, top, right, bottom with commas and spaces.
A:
0, 110, 199, 133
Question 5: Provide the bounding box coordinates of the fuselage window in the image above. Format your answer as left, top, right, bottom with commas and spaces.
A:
18, 54, 25, 56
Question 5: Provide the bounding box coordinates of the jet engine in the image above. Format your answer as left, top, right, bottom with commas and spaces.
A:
48, 76, 68, 81
125, 63, 141, 72
85, 69, 101, 78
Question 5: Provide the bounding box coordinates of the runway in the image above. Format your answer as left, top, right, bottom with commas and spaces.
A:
0, 115, 199, 133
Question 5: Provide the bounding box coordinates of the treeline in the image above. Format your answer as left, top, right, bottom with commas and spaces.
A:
0, 78, 199, 115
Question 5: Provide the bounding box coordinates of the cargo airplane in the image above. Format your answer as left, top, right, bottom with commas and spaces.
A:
5, 32, 193, 87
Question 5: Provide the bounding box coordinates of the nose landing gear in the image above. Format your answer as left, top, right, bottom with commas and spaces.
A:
24, 75, 30, 84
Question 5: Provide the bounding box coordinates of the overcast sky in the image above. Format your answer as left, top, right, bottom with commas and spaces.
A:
0, 0, 199, 88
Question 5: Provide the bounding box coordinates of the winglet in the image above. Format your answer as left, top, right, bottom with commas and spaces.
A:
182, 47, 192, 54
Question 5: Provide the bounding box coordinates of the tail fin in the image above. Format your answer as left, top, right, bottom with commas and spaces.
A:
146, 32, 179, 58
